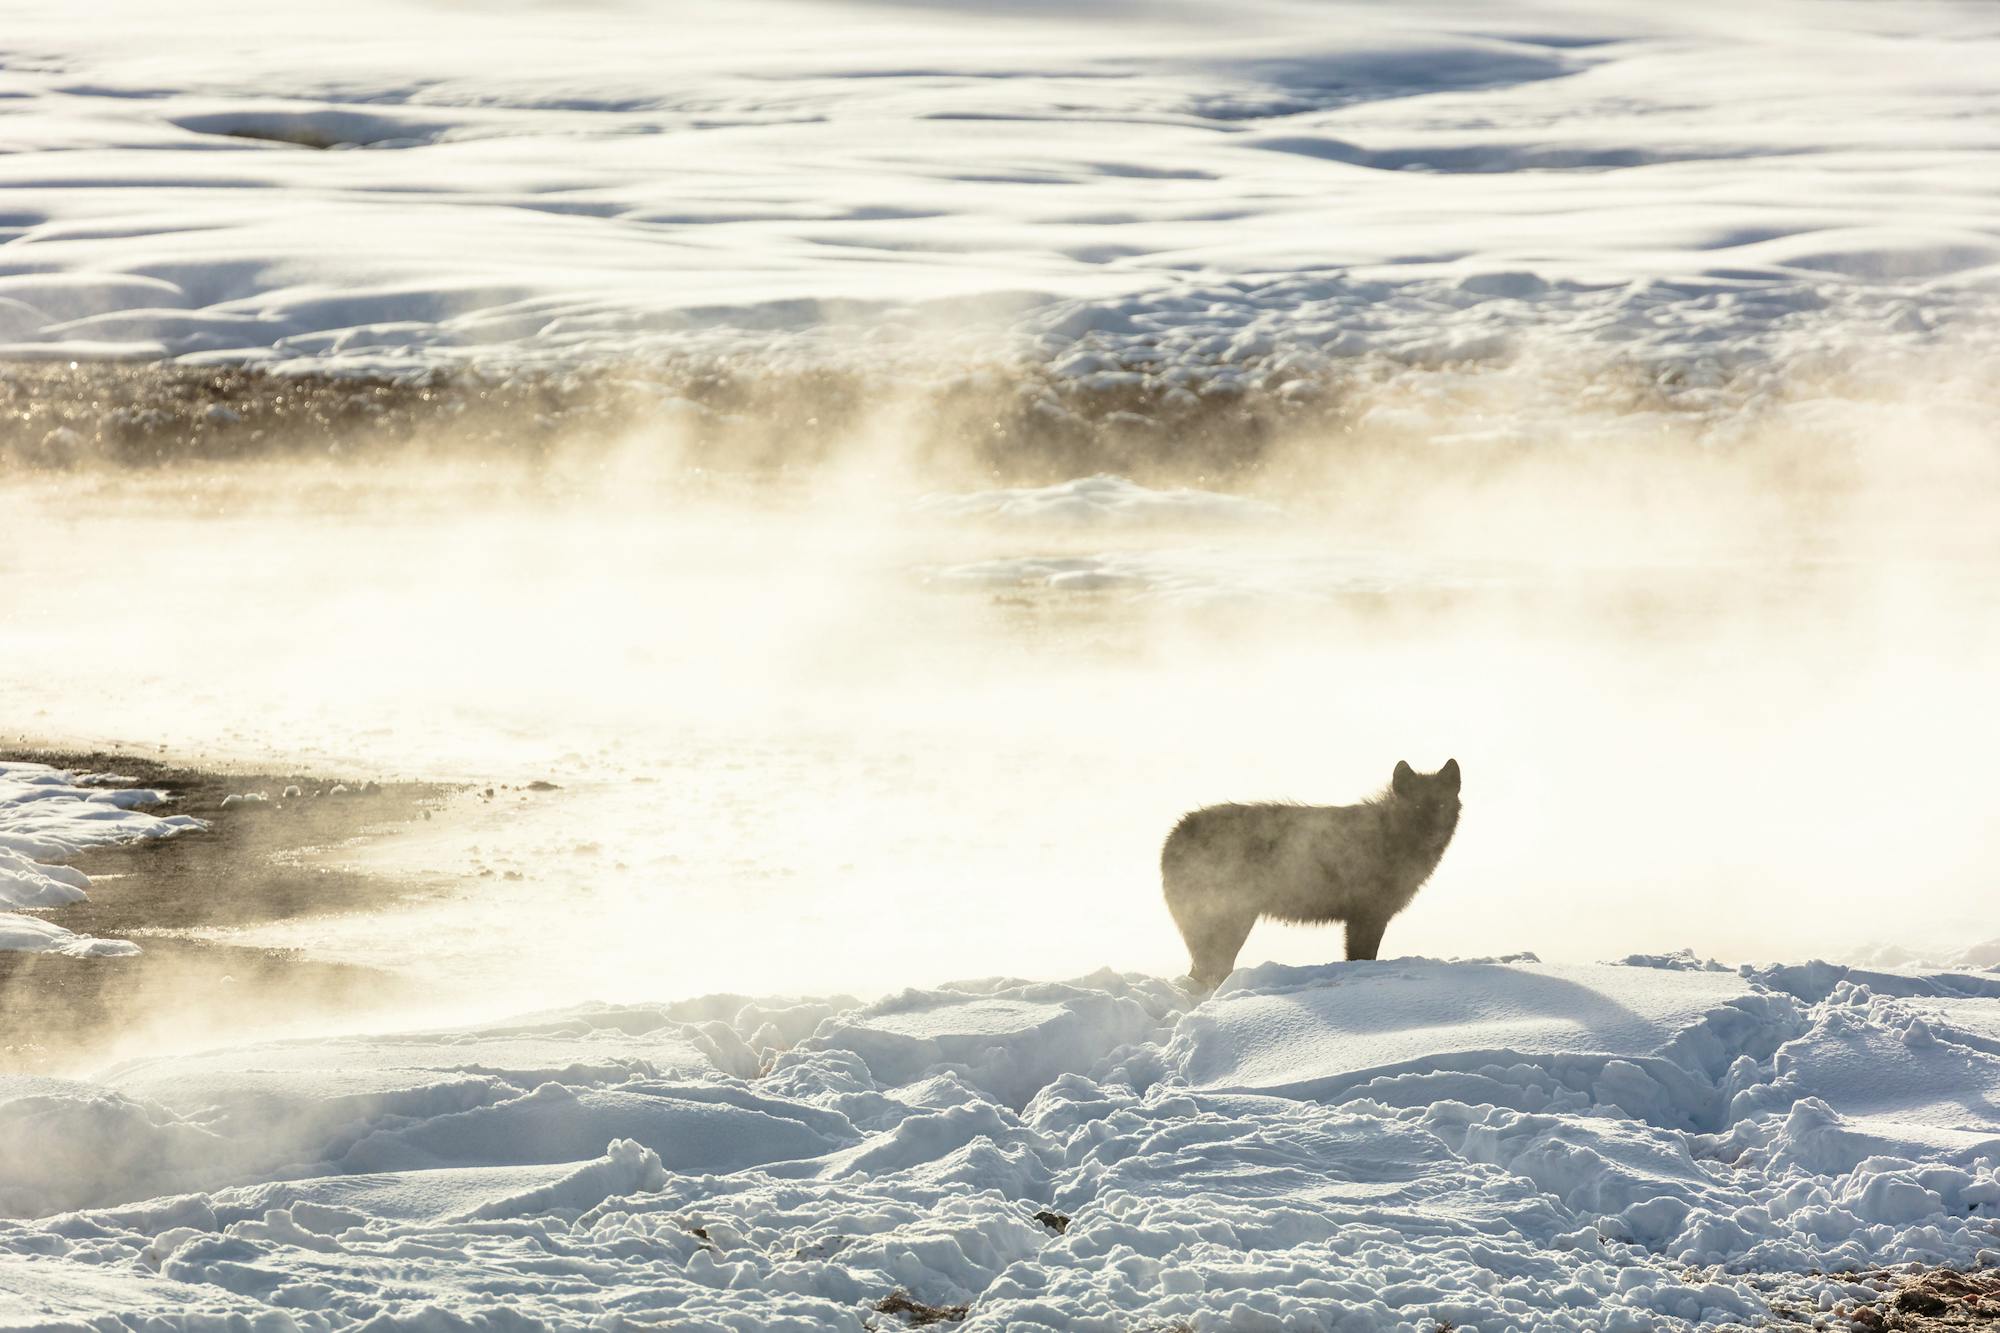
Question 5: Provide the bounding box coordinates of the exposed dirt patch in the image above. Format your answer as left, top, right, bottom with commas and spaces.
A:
1848, 1269, 2000, 1328
873, 1289, 970, 1326
1768, 1267, 2000, 1330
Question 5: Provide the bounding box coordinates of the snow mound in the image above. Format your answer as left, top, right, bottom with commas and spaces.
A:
0, 761, 196, 869
0, 848, 89, 912
789, 972, 1183, 1111
1172, 959, 1799, 1129
5, 958, 2000, 1328
0, 913, 140, 959
0, 761, 203, 956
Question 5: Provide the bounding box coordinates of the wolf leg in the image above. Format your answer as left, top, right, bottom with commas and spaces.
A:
1344, 913, 1388, 962
1185, 909, 1256, 991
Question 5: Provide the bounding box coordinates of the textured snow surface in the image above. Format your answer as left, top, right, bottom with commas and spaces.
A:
0, 1, 1997, 374
5, 959, 2000, 1329
0, 762, 200, 956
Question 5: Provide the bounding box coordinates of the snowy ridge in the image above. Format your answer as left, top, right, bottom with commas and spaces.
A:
0, 762, 202, 958
5, 959, 2000, 1328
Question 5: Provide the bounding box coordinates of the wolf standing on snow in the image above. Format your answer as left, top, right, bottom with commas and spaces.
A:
1162, 759, 1461, 990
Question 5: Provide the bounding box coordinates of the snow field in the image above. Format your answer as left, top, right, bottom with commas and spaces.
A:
0, 2, 1997, 379
3, 957, 1998, 1329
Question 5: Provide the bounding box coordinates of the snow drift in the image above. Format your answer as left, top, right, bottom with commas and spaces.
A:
3, 957, 1998, 1329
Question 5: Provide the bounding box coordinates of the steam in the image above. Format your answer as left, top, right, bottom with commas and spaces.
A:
4, 350, 1996, 1048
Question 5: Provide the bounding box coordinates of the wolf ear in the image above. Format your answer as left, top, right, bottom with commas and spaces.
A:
1439, 758, 1461, 793
1392, 759, 1417, 798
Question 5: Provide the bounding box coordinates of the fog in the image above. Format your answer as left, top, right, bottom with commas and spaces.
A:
5, 361, 1997, 1031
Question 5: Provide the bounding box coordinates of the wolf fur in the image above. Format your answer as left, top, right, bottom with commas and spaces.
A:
1161, 758, 1461, 990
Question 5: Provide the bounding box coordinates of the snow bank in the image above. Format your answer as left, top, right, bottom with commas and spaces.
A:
0, 761, 202, 957
4, 959, 1999, 1328
1172, 958, 1797, 1128
0, 850, 88, 913
0, 916, 139, 960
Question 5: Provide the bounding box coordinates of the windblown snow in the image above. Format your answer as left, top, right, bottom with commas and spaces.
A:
0, 762, 200, 958
0, 1, 1996, 375
4, 958, 2000, 1329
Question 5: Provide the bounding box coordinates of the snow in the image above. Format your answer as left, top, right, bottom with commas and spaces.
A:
0, 762, 202, 957
0, 851, 89, 914
0, 2, 1996, 376
1172, 959, 1786, 1122
0, 914, 139, 960
3, 4, 1999, 1322
3, 958, 1999, 1328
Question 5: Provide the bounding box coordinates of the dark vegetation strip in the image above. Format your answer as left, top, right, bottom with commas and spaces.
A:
0, 356, 1709, 483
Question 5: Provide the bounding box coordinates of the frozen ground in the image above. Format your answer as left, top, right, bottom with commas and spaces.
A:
4, 956, 2000, 1329
0, 1, 1997, 378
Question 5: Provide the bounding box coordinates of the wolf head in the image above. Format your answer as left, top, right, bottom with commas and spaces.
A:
1390, 758, 1461, 820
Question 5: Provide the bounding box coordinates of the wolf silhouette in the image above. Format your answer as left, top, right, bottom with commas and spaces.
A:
1161, 759, 1461, 990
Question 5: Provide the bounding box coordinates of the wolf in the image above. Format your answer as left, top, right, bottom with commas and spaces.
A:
1161, 759, 1461, 990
